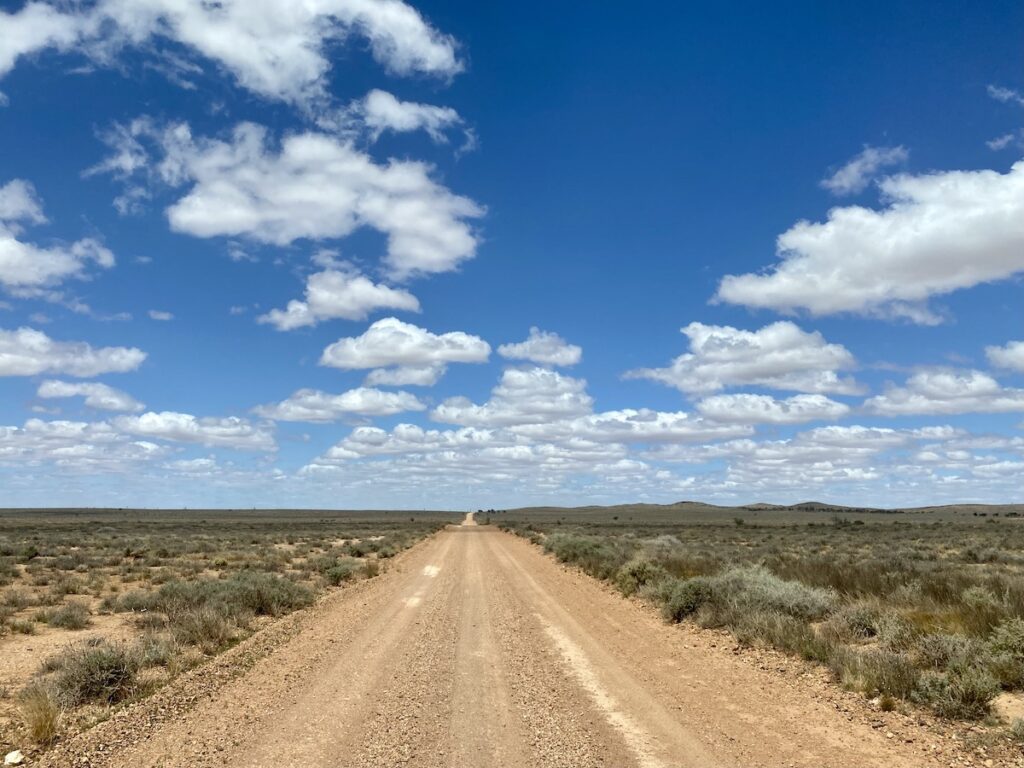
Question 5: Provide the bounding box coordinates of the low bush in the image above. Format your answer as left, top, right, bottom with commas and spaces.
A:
913, 663, 1000, 719
544, 534, 631, 581
614, 558, 668, 597
913, 633, 977, 671
323, 558, 361, 586
833, 649, 920, 699
39, 601, 91, 630
170, 608, 239, 653
983, 617, 1024, 688
706, 566, 837, 622
49, 639, 139, 706
658, 577, 714, 622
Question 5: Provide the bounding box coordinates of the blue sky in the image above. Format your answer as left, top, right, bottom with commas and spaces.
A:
0, 0, 1022, 509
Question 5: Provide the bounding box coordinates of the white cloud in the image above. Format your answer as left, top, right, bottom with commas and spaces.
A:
820, 145, 908, 196
0, 327, 145, 377
0, 4, 80, 79
987, 341, 1024, 373
364, 363, 445, 387
987, 132, 1021, 151
543, 409, 751, 444
988, 85, 1024, 107
259, 268, 419, 330
148, 309, 173, 321
0, 179, 46, 224
163, 457, 219, 475
254, 387, 425, 422
357, 89, 463, 143
626, 321, 860, 395
109, 121, 483, 279
498, 327, 582, 367
320, 317, 490, 372
0, 0, 461, 106
114, 411, 275, 451
695, 393, 850, 424
0, 179, 114, 293
37, 380, 144, 412
865, 369, 1024, 416
432, 368, 593, 427
717, 161, 1024, 323
0, 418, 165, 469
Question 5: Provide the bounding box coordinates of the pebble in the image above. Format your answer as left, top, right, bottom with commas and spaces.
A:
4, 751, 25, 766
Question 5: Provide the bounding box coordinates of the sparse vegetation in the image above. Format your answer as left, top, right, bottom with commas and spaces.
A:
501, 505, 1024, 725
0, 507, 451, 751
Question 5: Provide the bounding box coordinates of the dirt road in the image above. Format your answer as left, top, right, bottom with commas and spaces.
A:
45, 523, 954, 768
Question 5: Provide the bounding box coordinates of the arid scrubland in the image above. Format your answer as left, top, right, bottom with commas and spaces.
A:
499, 503, 1024, 729
0, 509, 450, 753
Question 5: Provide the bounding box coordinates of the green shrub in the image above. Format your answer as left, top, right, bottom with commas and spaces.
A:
615, 558, 668, 597
659, 577, 714, 622
544, 534, 630, 580
324, 559, 361, 586
875, 612, 919, 652
960, 586, 1004, 634
10, 619, 36, 635
135, 632, 179, 668
983, 618, 1024, 688
820, 602, 881, 643
913, 663, 999, 719
913, 633, 977, 670
170, 608, 238, 653
50, 639, 139, 706
39, 601, 91, 630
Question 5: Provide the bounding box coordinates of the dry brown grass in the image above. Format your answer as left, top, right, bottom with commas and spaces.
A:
18, 683, 61, 745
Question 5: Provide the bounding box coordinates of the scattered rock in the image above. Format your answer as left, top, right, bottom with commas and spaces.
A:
4, 751, 25, 766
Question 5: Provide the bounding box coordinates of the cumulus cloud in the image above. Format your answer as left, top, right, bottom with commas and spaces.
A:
101, 121, 483, 279
114, 411, 275, 451
987, 341, 1024, 373
320, 318, 490, 378
717, 161, 1024, 323
820, 145, 908, 196
0, 327, 145, 377
148, 309, 173, 321
498, 328, 582, 367
37, 380, 144, 412
432, 368, 593, 426
364, 363, 445, 387
626, 321, 860, 395
0, 418, 165, 469
540, 409, 751, 444
259, 268, 420, 330
0, 179, 114, 293
644, 424, 975, 498
865, 370, 1024, 416
356, 89, 463, 143
254, 387, 425, 422
0, 179, 46, 224
695, 393, 850, 425
0, 0, 461, 106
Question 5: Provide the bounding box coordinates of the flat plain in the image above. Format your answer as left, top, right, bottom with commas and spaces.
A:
4, 504, 1024, 766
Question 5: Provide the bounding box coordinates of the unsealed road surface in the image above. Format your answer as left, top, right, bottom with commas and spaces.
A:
51, 521, 943, 768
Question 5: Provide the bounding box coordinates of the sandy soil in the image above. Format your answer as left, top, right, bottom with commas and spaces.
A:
34, 524, 1020, 767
